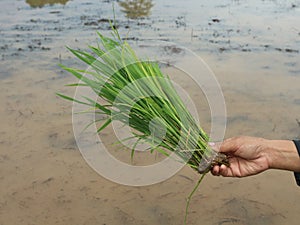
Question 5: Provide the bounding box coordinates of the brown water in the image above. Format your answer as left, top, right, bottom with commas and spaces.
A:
1, 0, 300, 224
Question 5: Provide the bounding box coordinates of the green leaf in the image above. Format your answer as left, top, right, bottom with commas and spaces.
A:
96, 118, 112, 133
56, 93, 92, 106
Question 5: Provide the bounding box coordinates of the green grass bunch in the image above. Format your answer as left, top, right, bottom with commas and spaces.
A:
58, 29, 211, 169
58, 27, 228, 224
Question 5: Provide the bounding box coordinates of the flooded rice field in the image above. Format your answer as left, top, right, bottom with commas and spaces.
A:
1, 0, 300, 224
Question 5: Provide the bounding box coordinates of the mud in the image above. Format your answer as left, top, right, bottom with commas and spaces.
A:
1, 0, 300, 225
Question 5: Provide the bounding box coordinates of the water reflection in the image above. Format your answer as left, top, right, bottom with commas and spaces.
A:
26, 0, 69, 8
119, 0, 154, 19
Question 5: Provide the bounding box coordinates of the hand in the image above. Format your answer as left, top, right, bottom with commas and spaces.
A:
211, 136, 270, 177
211, 136, 300, 177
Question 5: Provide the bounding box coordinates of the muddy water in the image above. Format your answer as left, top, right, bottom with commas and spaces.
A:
1, 0, 300, 224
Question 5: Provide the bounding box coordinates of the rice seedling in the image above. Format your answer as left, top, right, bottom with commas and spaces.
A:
57, 25, 229, 224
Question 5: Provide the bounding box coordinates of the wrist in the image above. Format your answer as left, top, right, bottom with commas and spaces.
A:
264, 140, 300, 172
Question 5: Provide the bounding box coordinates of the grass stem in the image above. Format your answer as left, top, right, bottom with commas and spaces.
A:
184, 173, 206, 225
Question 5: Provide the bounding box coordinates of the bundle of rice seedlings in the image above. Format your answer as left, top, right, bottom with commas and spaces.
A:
58, 26, 229, 224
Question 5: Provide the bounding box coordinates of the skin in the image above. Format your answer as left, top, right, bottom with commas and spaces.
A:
211, 136, 300, 177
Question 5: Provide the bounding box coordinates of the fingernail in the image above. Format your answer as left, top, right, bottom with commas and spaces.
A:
208, 142, 215, 146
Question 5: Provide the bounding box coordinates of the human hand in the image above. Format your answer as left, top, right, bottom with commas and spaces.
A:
211, 136, 300, 177
211, 136, 270, 177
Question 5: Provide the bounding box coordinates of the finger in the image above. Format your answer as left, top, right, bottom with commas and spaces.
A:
211, 165, 220, 176
219, 164, 233, 177
220, 137, 238, 154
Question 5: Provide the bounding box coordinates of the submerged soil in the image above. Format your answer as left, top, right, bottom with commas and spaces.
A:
0, 0, 300, 225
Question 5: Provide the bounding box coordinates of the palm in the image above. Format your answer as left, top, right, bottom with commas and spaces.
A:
223, 156, 269, 177
211, 136, 271, 177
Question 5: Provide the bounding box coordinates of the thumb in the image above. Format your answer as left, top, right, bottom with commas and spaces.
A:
208, 142, 221, 152
219, 137, 238, 154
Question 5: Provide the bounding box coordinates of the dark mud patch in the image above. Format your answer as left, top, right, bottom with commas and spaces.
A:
48, 131, 77, 150
0, 68, 14, 80
275, 47, 299, 53
81, 16, 112, 28
227, 115, 249, 124
216, 197, 285, 225
163, 45, 185, 55
288, 70, 300, 76
293, 99, 300, 105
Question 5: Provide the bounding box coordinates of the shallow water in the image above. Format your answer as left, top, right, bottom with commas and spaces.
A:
1, 0, 300, 224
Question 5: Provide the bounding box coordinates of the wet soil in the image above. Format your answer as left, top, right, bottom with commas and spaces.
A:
1, 0, 300, 225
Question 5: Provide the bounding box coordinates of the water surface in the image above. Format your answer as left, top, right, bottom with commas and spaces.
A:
1, 0, 300, 224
